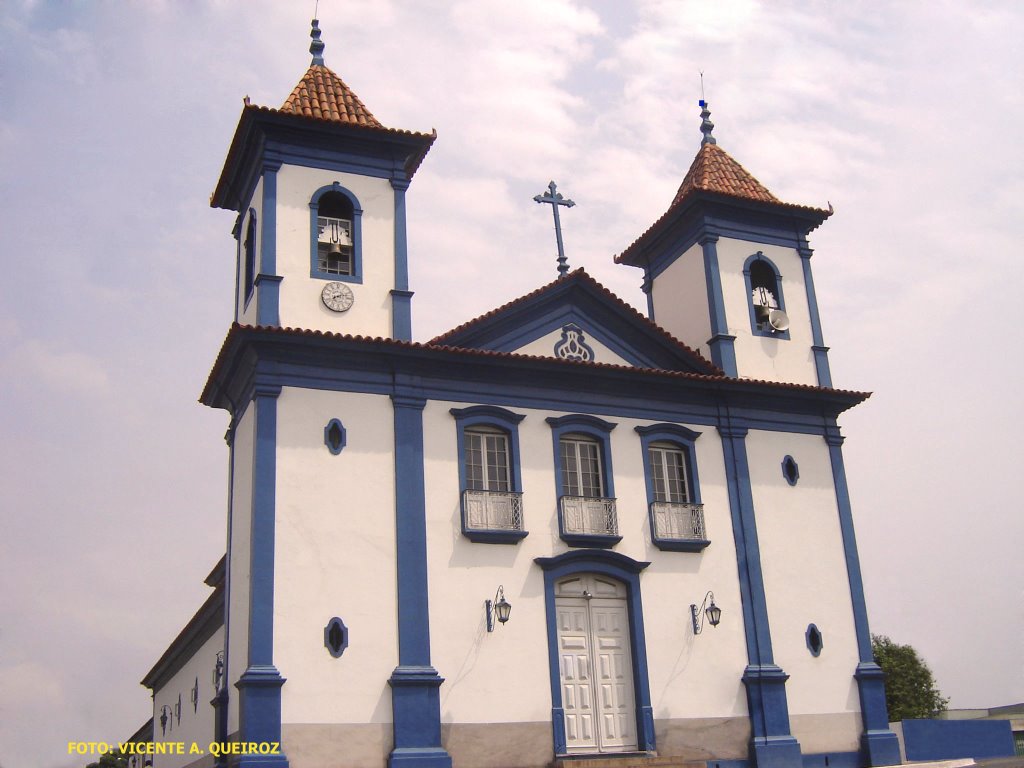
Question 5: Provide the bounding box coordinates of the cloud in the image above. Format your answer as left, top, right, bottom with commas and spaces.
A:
1, 340, 110, 396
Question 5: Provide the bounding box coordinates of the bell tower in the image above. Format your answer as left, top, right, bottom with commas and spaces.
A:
211, 20, 435, 341
616, 102, 833, 387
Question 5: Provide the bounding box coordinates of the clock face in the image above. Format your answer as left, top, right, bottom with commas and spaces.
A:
321, 282, 354, 312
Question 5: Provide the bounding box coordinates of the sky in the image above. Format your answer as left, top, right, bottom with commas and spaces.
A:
1, 1, 1022, 766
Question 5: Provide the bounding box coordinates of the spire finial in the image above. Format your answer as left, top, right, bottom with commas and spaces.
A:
310, 18, 326, 66
698, 99, 716, 146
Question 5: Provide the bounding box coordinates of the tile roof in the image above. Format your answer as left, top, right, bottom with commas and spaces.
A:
202, 322, 871, 410
429, 268, 720, 375
672, 142, 781, 207
615, 142, 831, 265
280, 64, 384, 127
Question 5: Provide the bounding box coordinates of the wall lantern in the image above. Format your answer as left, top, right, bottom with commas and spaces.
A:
486, 585, 512, 632
212, 650, 225, 690
690, 590, 722, 635
158, 704, 173, 735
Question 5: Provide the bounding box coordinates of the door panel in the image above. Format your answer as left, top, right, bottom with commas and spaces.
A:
555, 576, 637, 754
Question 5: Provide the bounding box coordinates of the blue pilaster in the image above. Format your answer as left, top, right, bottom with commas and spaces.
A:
236, 384, 287, 767
389, 389, 451, 768
391, 178, 413, 341
256, 163, 281, 326
798, 244, 832, 388
824, 429, 901, 765
701, 233, 738, 376
718, 424, 801, 767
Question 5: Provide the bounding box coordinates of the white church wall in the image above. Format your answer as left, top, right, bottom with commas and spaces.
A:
648, 242, 711, 359
151, 626, 224, 768
514, 328, 633, 367
746, 429, 862, 751
421, 400, 751, 760
236, 177, 263, 327
274, 164, 395, 337
225, 404, 254, 738
626, 424, 750, 723
716, 238, 817, 385
272, 387, 398, 732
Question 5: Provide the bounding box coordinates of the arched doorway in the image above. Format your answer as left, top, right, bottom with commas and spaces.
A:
536, 550, 656, 757
555, 573, 637, 753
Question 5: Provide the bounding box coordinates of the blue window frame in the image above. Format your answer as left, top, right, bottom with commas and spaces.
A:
635, 424, 708, 552
243, 208, 257, 304
451, 406, 527, 544
309, 182, 363, 283
546, 414, 619, 548
743, 251, 791, 339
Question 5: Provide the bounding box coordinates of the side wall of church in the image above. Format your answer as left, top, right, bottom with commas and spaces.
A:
648, 242, 711, 359
151, 626, 224, 768
747, 429, 863, 753
226, 404, 254, 738
270, 387, 398, 767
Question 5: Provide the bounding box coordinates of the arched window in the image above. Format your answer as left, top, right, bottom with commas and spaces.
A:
243, 208, 257, 303
743, 252, 790, 339
636, 424, 708, 551
451, 406, 526, 543
309, 183, 363, 283
547, 415, 618, 547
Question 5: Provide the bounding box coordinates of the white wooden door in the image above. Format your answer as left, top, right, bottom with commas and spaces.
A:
555, 575, 637, 754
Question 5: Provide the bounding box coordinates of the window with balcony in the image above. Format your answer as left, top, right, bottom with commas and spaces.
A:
451, 406, 526, 543
309, 182, 363, 283
547, 415, 619, 547
636, 424, 708, 552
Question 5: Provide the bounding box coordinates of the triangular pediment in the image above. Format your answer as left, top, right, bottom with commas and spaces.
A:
429, 270, 719, 374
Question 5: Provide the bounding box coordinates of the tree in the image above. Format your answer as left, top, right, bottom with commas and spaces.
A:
872, 634, 949, 721
85, 749, 128, 768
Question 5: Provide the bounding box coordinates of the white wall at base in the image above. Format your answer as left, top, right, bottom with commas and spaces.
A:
746, 430, 861, 718
649, 242, 712, 359
514, 328, 633, 367
716, 238, 817, 385
152, 626, 224, 768
273, 387, 397, 725
274, 165, 396, 337
421, 401, 749, 725
226, 404, 254, 738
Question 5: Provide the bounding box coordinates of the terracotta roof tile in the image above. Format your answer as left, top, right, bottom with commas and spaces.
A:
430, 268, 720, 374
672, 143, 780, 206
615, 143, 831, 265
280, 64, 383, 128
201, 323, 870, 409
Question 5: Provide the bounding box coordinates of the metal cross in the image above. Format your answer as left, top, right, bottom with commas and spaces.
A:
533, 181, 575, 277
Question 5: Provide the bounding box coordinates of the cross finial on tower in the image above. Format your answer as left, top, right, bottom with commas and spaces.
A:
533, 181, 576, 277
310, 18, 326, 66
699, 100, 716, 146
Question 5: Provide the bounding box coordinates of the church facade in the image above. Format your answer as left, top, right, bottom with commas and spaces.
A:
140, 20, 902, 768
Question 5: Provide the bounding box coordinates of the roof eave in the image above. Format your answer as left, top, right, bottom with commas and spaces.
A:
616, 189, 832, 267
210, 106, 436, 212
201, 324, 869, 418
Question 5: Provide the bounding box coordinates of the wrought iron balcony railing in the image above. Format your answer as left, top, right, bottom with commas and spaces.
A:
462, 490, 525, 533
560, 495, 618, 537
650, 501, 706, 541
